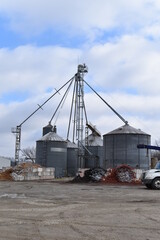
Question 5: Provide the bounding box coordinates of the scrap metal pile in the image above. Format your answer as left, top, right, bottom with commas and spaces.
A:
101, 165, 137, 184
116, 165, 135, 182
72, 167, 106, 183
73, 165, 139, 184
84, 168, 107, 182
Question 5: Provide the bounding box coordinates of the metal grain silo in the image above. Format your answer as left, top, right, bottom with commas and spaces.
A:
67, 141, 78, 176
103, 124, 151, 170
85, 133, 104, 169
36, 127, 67, 177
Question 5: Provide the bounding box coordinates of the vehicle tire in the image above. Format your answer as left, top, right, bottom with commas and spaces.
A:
152, 178, 160, 190
145, 184, 152, 189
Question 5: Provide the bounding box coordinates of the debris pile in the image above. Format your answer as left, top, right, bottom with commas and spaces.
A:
101, 165, 138, 184
116, 165, 135, 182
0, 162, 55, 181
11, 162, 40, 181
101, 168, 118, 184
72, 167, 107, 183
72, 165, 140, 184
84, 168, 107, 182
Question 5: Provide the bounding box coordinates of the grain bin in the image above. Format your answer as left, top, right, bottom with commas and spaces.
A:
36, 127, 67, 177
85, 133, 104, 168
103, 124, 151, 170
67, 141, 78, 176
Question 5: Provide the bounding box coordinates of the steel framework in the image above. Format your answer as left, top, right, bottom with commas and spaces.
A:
12, 63, 127, 166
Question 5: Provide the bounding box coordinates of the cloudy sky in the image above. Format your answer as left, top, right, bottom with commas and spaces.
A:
1, 0, 160, 157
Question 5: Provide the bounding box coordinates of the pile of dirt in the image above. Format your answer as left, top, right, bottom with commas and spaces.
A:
0, 168, 13, 180
101, 168, 118, 184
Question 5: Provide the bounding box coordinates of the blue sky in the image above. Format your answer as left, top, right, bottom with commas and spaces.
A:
0, 16, 87, 49
0, 11, 125, 50
1, 0, 160, 157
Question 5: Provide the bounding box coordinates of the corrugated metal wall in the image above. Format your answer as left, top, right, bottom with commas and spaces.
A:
85, 146, 104, 168
103, 134, 151, 170
67, 148, 78, 176
36, 141, 67, 177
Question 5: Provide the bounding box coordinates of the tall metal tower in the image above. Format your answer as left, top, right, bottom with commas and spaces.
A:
75, 64, 88, 168
12, 62, 128, 168
12, 126, 21, 163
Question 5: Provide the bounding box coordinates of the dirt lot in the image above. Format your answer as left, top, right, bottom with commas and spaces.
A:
0, 181, 159, 240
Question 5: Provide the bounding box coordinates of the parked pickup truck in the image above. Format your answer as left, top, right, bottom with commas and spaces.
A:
141, 162, 160, 189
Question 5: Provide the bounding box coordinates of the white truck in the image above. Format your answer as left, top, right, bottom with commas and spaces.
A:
137, 144, 160, 189
141, 162, 160, 189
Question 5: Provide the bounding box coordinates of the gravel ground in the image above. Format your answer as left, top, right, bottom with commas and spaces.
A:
0, 181, 159, 240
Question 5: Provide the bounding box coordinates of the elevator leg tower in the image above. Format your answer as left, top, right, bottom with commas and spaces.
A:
75, 64, 88, 168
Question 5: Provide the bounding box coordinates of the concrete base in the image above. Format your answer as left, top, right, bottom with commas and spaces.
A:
11, 167, 55, 181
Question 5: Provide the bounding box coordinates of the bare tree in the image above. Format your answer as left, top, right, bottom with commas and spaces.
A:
151, 139, 160, 160
21, 147, 36, 163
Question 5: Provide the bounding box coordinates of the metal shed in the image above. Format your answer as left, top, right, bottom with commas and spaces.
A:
0, 157, 11, 170
103, 124, 151, 170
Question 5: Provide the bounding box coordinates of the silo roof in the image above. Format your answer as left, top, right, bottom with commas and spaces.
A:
104, 124, 150, 136
85, 134, 103, 146
38, 132, 66, 142
67, 140, 78, 148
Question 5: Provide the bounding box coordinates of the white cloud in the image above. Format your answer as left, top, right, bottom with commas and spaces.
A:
1, 0, 160, 157
1, 34, 160, 157
0, 45, 81, 96
142, 24, 160, 40
0, 0, 158, 40
86, 35, 160, 95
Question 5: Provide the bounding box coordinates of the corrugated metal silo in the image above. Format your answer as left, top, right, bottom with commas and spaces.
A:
36, 127, 67, 177
67, 141, 78, 176
103, 124, 151, 170
85, 133, 104, 168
